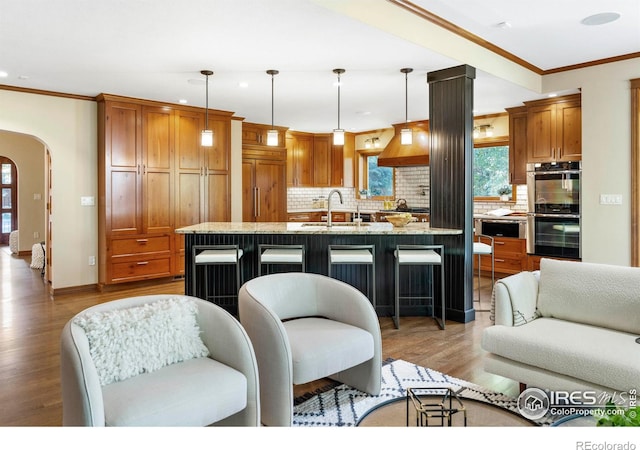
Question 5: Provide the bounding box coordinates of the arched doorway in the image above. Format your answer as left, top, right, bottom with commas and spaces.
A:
1, 156, 17, 245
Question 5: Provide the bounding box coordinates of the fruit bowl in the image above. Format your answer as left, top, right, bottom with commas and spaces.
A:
385, 213, 414, 227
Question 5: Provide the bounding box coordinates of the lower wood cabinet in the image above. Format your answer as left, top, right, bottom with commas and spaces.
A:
107, 233, 173, 283
476, 237, 526, 275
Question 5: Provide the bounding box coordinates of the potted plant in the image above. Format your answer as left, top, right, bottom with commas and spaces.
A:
497, 186, 511, 201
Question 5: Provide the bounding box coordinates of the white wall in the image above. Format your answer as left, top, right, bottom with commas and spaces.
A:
0, 90, 97, 290
0, 131, 46, 253
543, 58, 640, 265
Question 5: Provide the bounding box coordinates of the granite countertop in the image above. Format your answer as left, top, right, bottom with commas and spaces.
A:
175, 222, 462, 235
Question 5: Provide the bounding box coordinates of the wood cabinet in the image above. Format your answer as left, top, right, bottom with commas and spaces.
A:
242, 122, 287, 148
476, 236, 526, 275
173, 110, 231, 274
525, 94, 581, 162
286, 132, 313, 187
286, 131, 354, 188
312, 134, 332, 187
507, 106, 528, 185
287, 211, 323, 222
243, 145, 287, 222
526, 254, 580, 271
98, 94, 231, 284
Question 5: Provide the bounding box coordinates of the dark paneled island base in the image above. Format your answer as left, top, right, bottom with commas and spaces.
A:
177, 222, 469, 322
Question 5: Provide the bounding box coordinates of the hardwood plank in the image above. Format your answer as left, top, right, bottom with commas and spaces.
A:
0, 246, 517, 426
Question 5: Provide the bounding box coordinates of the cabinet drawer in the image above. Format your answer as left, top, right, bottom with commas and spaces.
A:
477, 256, 523, 274
111, 236, 171, 256
492, 238, 525, 255
110, 258, 172, 282
288, 213, 313, 222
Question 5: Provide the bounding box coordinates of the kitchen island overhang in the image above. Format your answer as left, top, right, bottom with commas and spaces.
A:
176, 222, 464, 321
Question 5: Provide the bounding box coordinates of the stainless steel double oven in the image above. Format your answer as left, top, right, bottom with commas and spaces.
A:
526, 161, 581, 259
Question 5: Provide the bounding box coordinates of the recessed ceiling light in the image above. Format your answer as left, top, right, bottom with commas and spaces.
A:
0, 71, 8, 78
238, 82, 249, 88
581, 12, 620, 26
547, 93, 558, 98
178, 99, 188, 104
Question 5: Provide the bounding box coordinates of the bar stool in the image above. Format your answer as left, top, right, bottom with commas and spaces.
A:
258, 244, 305, 276
473, 235, 494, 311
327, 244, 376, 308
192, 244, 243, 306
393, 244, 445, 330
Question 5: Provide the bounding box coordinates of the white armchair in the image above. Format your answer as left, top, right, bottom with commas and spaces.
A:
238, 272, 382, 426
60, 294, 260, 426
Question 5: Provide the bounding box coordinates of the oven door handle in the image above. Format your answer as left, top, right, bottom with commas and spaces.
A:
482, 219, 521, 224
529, 213, 580, 219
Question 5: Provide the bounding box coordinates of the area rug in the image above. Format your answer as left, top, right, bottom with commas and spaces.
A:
293, 359, 544, 427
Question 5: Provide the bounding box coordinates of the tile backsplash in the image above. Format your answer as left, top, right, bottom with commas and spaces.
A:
287, 166, 528, 213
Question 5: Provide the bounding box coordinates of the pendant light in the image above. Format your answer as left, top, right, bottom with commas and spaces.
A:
400, 68, 413, 145
266, 69, 279, 147
201, 70, 214, 147
333, 68, 345, 146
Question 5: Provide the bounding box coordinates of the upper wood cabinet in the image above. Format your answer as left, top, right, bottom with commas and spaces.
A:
507, 106, 528, 185
286, 131, 313, 187
242, 122, 288, 148
286, 131, 354, 188
312, 134, 332, 187
525, 94, 581, 162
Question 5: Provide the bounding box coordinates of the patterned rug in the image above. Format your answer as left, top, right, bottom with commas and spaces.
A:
293, 359, 545, 427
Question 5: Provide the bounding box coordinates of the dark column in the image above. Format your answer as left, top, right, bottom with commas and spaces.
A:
427, 65, 475, 323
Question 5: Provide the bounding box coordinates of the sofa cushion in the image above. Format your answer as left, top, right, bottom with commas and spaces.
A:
102, 357, 247, 426
284, 317, 374, 385
73, 297, 210, 385
537, 258, 640, 335
482, 318, 639, 392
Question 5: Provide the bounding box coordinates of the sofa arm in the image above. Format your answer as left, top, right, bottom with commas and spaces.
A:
492, 271, 539, 327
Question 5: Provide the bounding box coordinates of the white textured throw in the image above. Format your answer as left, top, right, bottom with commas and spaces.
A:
73, 297, 210, 386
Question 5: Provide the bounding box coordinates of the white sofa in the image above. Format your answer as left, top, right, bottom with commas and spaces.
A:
482, 258, 640, 396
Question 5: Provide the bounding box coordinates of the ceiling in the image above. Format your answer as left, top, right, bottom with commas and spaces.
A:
1, 0, 638, 133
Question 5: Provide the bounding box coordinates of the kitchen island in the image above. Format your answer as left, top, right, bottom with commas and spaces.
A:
176, 221, 463, 320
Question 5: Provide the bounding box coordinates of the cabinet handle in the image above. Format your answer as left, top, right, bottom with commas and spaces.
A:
136, 239, 148, 243
137, 261, 149, 266
137, 164, 141, 175
142, 164, 146, 175
256, 187, 261, 217
495, 241, 506, 245
495, 259, 506, 263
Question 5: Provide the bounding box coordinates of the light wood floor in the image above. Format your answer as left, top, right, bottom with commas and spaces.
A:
0, 246, 518, 426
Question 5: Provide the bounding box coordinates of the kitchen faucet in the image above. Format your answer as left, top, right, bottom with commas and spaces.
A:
327, 189, 343, 227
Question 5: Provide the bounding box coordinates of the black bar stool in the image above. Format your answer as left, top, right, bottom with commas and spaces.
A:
327, 244, 376, 308
393, 244, 445, 330
258, 244, 305, 276
192, 244, 243, 305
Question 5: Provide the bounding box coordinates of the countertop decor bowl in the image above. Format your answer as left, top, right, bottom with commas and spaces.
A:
385, 214, 414, 227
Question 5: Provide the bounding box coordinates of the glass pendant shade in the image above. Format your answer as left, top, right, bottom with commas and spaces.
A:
266, 69, 280, 147
400, 128, 413, 145
333, 129, 345, 145
201, 129, 213, 147
267, 129, 279, 146
201, 69, 214, 147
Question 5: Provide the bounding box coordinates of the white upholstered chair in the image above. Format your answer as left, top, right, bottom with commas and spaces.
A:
60, 294, 260, 426
238, 272, 382, 426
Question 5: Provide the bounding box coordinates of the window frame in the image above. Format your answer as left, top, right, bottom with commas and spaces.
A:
473, 136, 514, 202
356, 149, 395, 200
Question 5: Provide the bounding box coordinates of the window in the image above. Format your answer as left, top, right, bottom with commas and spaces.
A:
473, 138, 513, 200
357, 150, 393, 199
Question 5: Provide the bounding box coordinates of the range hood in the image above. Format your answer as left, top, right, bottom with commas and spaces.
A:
377, 120, 430, 167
